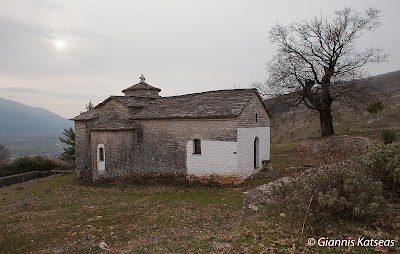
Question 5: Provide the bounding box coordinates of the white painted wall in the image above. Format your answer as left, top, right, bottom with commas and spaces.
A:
237, 127, 270, 178
186, 127, 270, 180
186, 140, 238, 176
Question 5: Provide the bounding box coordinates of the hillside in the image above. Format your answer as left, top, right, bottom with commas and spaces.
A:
0, 97, 72, 133
0, 97, 73, 157
264, 70, 400, 143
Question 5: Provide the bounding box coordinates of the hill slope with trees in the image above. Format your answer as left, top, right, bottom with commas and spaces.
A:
265, 70, 400, 143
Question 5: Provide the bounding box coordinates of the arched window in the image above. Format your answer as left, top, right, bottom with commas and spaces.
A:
255, 113, 258, 123
99, 147, 104, 161
97, 143, 105, 173
193, 139, 201, 154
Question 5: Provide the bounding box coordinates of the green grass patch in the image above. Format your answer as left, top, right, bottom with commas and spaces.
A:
271, 143, 303, 169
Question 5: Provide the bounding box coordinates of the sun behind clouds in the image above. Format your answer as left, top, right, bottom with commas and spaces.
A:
54, 39, 66, 50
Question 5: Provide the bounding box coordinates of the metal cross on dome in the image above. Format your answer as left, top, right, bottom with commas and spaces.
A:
139, 74, 145, 83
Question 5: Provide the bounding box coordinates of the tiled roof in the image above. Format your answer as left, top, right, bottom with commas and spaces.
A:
71, 96, 154, 121
72, 88, 270, 123
131, 89, 265, 120
115, 96, 155, 107
71, 109, 98, 121
122, 82, 161, 93
94, 96, 155, 109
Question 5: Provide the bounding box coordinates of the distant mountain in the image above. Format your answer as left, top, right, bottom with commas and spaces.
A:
0, 97, 72, 133
362, 70, 400, 95
0, 97, 73, 157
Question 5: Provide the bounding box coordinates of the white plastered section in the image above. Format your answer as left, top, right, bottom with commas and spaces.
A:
186, 127, 270, 179
237, 127, 270, 178
186, 140, 238, 176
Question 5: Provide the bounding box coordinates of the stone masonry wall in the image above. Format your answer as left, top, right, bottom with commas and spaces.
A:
124, 90, 160, 98
91, 130, 135, 181
75, 99, 131, 181
237, 95, 270, 128
76, 94, 271, 182
139, 118, 238, 176
102, 99, 130, 116
75, 121, 92, 181
138, 94, 271, 181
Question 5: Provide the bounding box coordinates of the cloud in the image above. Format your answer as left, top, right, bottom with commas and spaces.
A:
0, 16, 54, 39
0, 16, 100, 78
0, 87, 44, 94
0, 86, 105, 100
32, 0, 64, 10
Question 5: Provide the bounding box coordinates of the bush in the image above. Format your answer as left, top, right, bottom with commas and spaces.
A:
273, 163, 385, 231
381, 129, 397, 144
0, 143, 10, 165
0, 156, 59, 178
366, 142, 400, 194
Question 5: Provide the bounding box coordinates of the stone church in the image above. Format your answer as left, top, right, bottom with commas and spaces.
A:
73, 76, 271, 184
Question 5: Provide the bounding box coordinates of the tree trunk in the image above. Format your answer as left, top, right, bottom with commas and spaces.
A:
319, 109, 334, 137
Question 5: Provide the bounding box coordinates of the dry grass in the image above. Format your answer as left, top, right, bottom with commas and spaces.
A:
0, 174, 243, 253
270, 143, 303, 169
1, 173, 398, 253
271, 95, 400, 143
0, 141, 399, 253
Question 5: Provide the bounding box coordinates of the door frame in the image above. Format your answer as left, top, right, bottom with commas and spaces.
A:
254, 137, 259, 168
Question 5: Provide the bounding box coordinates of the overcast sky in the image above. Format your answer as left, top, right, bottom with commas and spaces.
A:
0, 0, 399, 118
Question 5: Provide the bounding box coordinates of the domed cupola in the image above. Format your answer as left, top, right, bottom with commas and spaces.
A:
122, 74, 161, 98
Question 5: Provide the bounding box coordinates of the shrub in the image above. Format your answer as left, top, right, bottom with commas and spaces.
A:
0, 156, 59, 178
273, 163, 385, 231
366, 142, 400, 194
381, 129, 397, 144
0, 143, 10, 165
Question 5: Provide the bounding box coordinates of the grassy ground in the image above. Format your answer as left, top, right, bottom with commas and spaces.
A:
0, 174, 282, 253
1, 174, 398, 253
0, 143, 399, 253
270, 143, 302, 169
0, 174, 235, 253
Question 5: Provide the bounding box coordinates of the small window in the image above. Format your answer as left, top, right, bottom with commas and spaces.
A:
193, 139, 201, 154
99, 147, 104, 161
255, 113, 258, 123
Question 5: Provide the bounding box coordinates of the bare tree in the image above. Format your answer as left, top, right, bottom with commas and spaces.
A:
265, 7, 387, 137
0, 144, 10, 165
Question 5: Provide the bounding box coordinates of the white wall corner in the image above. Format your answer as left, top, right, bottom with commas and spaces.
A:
237, 127, 270, 178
